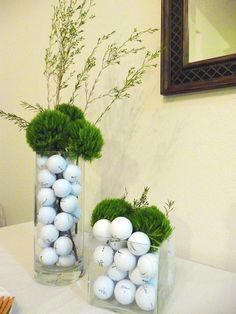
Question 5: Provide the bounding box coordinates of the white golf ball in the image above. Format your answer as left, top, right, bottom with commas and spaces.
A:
93, 275, 114, 300
54, 212, 74, 231
60, 195, 79, 213
108, 238, 127, 251
46, 155, 67, 174
37, 156, 48, 169
114, 248, 136, 272
135, 284, 156, 311
63, 164, 81, 183
38, 238, 50, 249
114, 279, 136, 305
54, 236, 73, 256
70, 182, 82, 196
128, 232, 151, 256
38, 169, 56, 188
137, 253, 158, 280
93, 219, 111, 241
110, 217, 133, 240
71, 206, 81, 223
39, 247, 58, 266
40, 224, 59, 244
53, 179, 71, 198
107, 263, 127, 281
37, 188, 56, 206
58, 253, 76, 267
93, 245, 114, 267
38, 206, 56, 225
129, 267, 149, 286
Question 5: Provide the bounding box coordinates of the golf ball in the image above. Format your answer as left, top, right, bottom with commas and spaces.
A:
38, 169, 56, 188
129, 267, 149, 285
38, 206, 56, 225
114, 279, 136, 305
114, 248, 136, 272
108, 238, 127, 251
58, 253, 76, 267
63, 164, 81, 183
93, 219, 111, 241
37, 156, 48, 169
40, 224, 59, 244
137, 253, 158, 280
53, 179, 71, 198
54, 212, 74, 231
37, 188, 56, 206
54, 236, 73, 256
47, 155, 67, 174
107, 263, 127, 281
60, 195, 79, 213
93, 245, 114, 267
40, 247, 58, 266
127, 232, 151, 256
71, 182, 82, 196
71, 206, 81, 223
135, 284, 156, 311
110, 217, 133, 240
93, 275, 114, 300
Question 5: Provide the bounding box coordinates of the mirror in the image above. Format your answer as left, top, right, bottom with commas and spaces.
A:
161, 0, 236, 95
188, 0, 236, 63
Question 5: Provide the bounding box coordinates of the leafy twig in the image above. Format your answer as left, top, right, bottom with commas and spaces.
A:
20, 101, 45, 113
0, 110, 29, 130
163, 200, 175, 217
122, 187, 129, 200
133, 187, 150, 209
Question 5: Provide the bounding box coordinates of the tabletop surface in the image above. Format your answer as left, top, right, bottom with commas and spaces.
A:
0, 222, 236, 314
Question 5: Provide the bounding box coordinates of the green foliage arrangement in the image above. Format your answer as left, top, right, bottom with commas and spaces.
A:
91, 199, 133, 226
91, 187, 174, 250
0, 0, 159, 161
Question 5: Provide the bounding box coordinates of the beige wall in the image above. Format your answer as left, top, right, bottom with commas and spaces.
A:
1, 0, 236, 273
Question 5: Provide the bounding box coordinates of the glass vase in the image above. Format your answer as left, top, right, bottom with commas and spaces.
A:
34, 153, 84, 286
88, 234, 173, 314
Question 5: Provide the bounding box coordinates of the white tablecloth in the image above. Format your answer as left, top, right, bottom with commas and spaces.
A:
0, 222, 236, 314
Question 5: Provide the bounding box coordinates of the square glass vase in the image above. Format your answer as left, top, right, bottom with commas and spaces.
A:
88, 234, 175, 314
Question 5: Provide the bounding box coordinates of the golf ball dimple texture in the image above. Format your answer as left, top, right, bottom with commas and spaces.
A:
93, 245, 114, 267
53, 179, 71, 198
54, 212, 74, 231
47, 155, 67, 174
114, 248, 136, 272
54, 236, 73, 256
38, 169, 56, 188
38, 206, 56, 225
135, 284, 156, 311
37, 188, 56, 206
110, 217, 133, 240
63, 164, 81, 183
40, 247, 58, 266
114, 279, 136, 305
93, 219, 111, 241
93, 276, 114, 300
127, 232, 151, 256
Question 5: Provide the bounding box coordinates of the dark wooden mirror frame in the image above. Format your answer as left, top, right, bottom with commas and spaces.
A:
161, 0, 236, 95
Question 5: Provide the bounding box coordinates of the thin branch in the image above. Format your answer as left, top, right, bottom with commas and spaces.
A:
0, 109, 29, 130
20, 101, 45, 113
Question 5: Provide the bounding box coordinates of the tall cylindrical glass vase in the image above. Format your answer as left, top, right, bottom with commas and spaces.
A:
34, 153, 84, 286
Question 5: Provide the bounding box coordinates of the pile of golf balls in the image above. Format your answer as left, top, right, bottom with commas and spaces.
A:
36, 154, 82, 267
92, 217, 159, 312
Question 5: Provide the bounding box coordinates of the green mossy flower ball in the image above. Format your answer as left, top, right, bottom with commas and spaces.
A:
91, 199, 133, 226
26, 110, 69, 155
55, 103, 85, 121
69, 119, 104, 161
128, 206, 173, 250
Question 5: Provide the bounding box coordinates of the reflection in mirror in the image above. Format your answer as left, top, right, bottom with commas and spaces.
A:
188, 0, 236, 63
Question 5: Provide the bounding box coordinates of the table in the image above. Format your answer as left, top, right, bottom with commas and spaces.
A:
0, 222, 236, 314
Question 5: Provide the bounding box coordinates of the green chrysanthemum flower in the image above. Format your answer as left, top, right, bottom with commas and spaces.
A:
69, 119, 104, 161
91, 199, 133, 226
26, 110, 69, 155
55, 103, 85, 121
